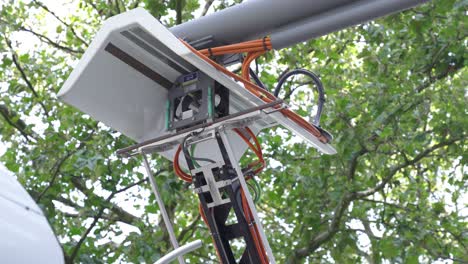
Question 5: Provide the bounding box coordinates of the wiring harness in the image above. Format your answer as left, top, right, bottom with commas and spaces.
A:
172, 37, 329, 263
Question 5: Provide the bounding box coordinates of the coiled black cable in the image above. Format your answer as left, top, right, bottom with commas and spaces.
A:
273, 69, 325, 126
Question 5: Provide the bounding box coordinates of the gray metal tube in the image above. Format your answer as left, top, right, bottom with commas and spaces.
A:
142, 155, 185, 264
154, 240, 202, 264
270, 0, 428, 49
170, 0, 427, 50
170, 0, 354, 44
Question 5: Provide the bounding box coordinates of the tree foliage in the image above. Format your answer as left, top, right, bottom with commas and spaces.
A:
0, 0, 466, 263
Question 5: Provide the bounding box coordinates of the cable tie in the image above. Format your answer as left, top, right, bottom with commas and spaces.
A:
262, 37, 269, 51
247, 219, 257, 227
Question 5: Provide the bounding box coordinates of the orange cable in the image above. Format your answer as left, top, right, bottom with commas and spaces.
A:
199, 39, 272, 55
181, 39, 329, 143
241, 188, 269, 264
173, 145, 192, 182
172, 38, 332, 263
233, 128, 265, 176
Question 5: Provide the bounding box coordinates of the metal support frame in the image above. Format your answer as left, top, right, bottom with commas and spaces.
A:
183, 130, 260, 263
124, 102, 282, 263
173, 125, 277, 264
219, 129, 276, 264
142, 155, 185, 264
117, 99, 283, 157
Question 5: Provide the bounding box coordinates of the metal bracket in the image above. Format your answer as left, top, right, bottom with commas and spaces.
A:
185, 130, 216, 145
117, 100, 283, 157
141, 141, 178, 154
221, 115, 262, 130
190, 161, 234, 208
261, 103, 288, 115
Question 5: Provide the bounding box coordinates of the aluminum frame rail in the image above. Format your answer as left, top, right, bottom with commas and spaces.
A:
134, 122, 277, 263
120, 103, 281, 263
142, 155, 185, 264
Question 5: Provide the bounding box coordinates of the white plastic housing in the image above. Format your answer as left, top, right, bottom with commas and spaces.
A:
58, 8, 336, 166
0, 166, 64, 264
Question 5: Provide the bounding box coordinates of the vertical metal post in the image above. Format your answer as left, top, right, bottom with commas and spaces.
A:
219, 130, 276, 264
142, 154, 185, 264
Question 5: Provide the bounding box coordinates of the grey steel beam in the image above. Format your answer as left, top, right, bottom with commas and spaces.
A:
170, 0, 355, 44
170, 0, 428, 50
270, 0, 428, 50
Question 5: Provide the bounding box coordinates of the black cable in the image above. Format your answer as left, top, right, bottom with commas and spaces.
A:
181, 128, 205, 169
246, 181, 259, 203
234, 186, 245, 217
273, 69, 325, 126
181, 133, 195, 171
249, 68, 266, 90
182, 128, 217, 167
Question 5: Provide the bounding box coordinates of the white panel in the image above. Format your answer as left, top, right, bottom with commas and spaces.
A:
61, 50, 168, 141
58, 7, 336, 167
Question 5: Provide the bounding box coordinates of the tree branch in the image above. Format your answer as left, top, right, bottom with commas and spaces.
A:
36, 129, 96, 202
36, 151, 74, 202
177, 214, 201, 242
70, 175, 146, 226
0, 18, 83, 55
0, 104, 34, 142
324, 38, 352, 66
62, 211, 116, 222
31, 0, 89, 46
201, 0, 215, 16
113, 0, 123, 15
348, 147, 368, 180
355, 137, 463, 198
68, 177, 148, 262
175, 0, 184, 25
27, 189, 82, 210
416, 61, 464, 92
286, 192, 356, 263
131, 0, 142, 9
83, 1, 106, 17
286, 136, 464, 262
4, 37, 50, 117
